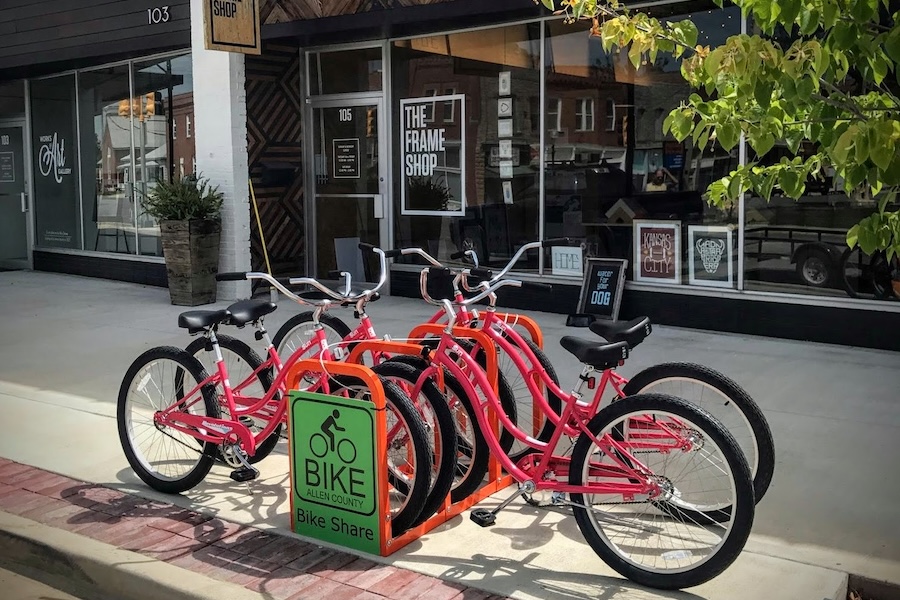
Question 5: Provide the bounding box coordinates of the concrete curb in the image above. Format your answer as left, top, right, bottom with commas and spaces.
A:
0, 511, 262, 600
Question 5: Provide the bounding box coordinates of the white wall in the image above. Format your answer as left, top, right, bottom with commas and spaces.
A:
190, 0, 251, 300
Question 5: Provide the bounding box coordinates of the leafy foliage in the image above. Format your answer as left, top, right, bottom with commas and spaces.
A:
540, 0, 900, 262
141, 174, 224, 222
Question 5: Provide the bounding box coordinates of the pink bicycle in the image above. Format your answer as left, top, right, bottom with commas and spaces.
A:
381, 262, 755, 589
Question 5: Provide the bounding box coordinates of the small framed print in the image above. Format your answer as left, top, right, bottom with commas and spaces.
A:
499, 160, 513, 179
499, 71, 511, 96
688, 225, 734, 288
498, 98, 513, 118
499, 139, 512, 159
633, 220, 681, 284
502, 180, 514, 205
498, 119, 513, 138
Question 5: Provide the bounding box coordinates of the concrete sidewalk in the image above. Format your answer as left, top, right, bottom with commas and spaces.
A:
0, 270, 898, 599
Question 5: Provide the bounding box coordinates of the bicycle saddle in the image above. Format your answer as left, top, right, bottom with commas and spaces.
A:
559, 337, 629, 370
177, 309, 231, 332
589, 316, 652, 349
225, 299, 277, 326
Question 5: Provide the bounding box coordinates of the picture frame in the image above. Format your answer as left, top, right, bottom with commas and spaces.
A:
576, 258, 628, 320
498, 71, 511, 96
688, 225, 734, 288
497, 119, 513, 138
633, 220, 681, 284
498, 98, 513, 118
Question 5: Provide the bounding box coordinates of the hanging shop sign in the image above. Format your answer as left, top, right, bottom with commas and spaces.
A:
400, 94, 466, 216
203, 0, 261, 55
577, 258, 628, 320
688, 225, 734, 288
290, 390, 380, 555
633, 220, 681, 284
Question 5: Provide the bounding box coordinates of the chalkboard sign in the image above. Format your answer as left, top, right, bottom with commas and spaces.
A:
576, 258, 628, 320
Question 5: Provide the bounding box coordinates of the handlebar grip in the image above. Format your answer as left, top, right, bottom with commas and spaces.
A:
450, 251, 465, 259
523, 281, 553, 292
384, 249, 402, 258
469, 268, 494, 283
426, 266, 452, 277
541, 237, 572, 248
215, 272, 247, 281
358, 242, 376, 252
327, 270, 343, 279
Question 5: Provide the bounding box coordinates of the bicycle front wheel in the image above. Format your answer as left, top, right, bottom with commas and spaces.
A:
273, 311, 352, 360
117, 347, 220, 494
329, 375, 432, 536
622, 362, 774, 503
569, 393, 754, 590
371, 361, 458, 526
185, 334, 280, 464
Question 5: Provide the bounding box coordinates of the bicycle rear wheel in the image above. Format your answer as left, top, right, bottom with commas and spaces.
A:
117, 347, 220, 494
622, 362, 774, 504
569, 393, 754, 590
185, 334, 280, 464
329, 375, 431, 535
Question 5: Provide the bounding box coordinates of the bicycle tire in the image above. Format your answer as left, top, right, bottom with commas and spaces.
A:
272, 311, 353, 360
569, 393, 754, 590
382, 355, 490, 503
329, 375, 431, 536
496, 335, 564, 462
371, 361, 457, 526
117, 346, 219, 494
839, 247, 894, 300
454, 338, 518, 455
185, 334, 280, 464
622, 362, 775, 504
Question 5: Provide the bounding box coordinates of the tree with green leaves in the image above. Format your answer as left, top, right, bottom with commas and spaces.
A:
539, 0, 900, 266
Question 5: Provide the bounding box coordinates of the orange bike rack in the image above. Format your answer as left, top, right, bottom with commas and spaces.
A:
285, 359, 393, 555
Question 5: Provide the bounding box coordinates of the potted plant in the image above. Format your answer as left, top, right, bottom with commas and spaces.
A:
141, 174, 224, 306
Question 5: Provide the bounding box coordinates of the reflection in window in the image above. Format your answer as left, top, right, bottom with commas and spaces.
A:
576, 99, 594, 131
393, 23, 542, 269
543, 9, 740, 285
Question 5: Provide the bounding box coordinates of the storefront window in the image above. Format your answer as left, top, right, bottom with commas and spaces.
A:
309, 48, 383, 95
133, 55, 194, 257
543, 6, 741, 287
78, 64, 132, 254
31, 75, 81, 250
392, 23, 542, 269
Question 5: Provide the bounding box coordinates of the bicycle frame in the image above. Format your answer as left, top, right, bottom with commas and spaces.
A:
423, 327, 684, 498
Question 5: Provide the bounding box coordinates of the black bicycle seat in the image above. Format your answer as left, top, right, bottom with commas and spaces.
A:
225, 299, 277, 326
559, 337, 629, 369
589, 316, 652, 349
177, 309, 231, 332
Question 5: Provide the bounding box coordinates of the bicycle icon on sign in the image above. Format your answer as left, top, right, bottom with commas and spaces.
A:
309, 409, 357, 463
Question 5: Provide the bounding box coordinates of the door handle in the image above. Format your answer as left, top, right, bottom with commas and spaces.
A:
373, 194, 384, 219
20, 191, 27, 213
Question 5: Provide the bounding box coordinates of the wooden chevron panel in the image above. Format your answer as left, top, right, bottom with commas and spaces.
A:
246, 42, 306, 276
260, 0, 459, 24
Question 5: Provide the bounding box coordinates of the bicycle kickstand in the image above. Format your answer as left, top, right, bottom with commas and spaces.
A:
470, 481, 536, 527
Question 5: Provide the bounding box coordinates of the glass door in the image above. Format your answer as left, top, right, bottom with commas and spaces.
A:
310, 99, 387, 282
0, 124, 30, 269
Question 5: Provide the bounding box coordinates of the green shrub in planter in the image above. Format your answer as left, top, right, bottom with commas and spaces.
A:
142, 175, 224, 306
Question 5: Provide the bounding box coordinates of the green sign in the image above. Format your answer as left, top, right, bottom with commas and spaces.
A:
289, 390, 380, 554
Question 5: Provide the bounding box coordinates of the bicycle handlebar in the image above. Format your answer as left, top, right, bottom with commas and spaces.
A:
419, 266, 524, 309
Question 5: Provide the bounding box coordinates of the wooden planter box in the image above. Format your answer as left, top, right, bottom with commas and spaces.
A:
160, 219, 221, 306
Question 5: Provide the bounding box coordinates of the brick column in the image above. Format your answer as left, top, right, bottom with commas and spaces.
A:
190, 0, 251, 300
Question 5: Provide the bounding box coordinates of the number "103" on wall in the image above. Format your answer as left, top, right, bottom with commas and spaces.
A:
148, 6, 171, 24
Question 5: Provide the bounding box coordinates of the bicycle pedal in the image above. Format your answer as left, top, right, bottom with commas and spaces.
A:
230, 467, 259, 483
469, 509, 496, 527
238, 416, 254, 427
